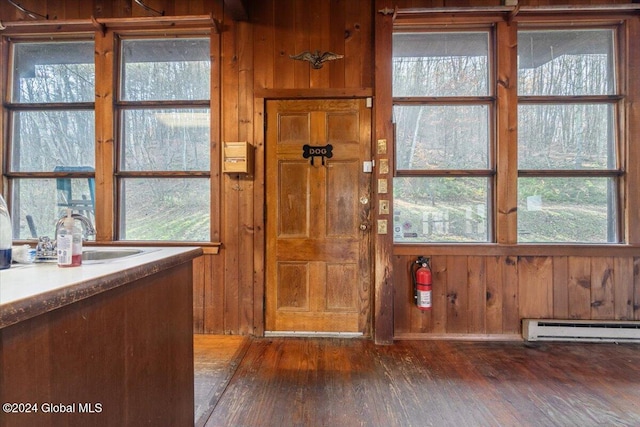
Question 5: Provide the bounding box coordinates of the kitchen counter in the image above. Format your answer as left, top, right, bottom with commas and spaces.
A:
0, 246, 202, 329
0, 246, 202, 427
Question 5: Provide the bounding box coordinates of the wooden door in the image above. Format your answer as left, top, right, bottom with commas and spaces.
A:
266, 99, 371, 334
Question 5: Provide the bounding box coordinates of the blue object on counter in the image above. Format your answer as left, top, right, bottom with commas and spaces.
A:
12, 245, 36, 264
0, 194, 12, 270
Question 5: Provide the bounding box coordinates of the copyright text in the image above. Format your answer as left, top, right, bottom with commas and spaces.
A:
3, 402, 103, 414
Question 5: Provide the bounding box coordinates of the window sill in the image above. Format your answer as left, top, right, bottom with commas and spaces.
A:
393, 243, 640, 257
13, 240, 222, 255
95, 241, 222, 255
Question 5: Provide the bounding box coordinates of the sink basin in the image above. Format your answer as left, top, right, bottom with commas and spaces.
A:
82, 249, 144, 261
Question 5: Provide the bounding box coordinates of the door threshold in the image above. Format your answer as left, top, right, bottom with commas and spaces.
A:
265, 331, 364, 338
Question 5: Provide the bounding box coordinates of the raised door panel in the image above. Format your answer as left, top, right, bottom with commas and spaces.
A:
278, 161, 310, 238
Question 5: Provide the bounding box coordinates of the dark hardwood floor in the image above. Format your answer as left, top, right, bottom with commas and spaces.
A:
194, 335, 251, 427
195, 337, 640, 427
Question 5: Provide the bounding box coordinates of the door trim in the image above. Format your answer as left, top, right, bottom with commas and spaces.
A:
263, 98, 373, 336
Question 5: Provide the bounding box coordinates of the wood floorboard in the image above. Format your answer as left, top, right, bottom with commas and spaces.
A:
196, 338, 640, 427
194, 334, 251, 427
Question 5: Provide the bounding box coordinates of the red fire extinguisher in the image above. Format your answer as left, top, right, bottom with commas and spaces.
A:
412, 256, 432, 310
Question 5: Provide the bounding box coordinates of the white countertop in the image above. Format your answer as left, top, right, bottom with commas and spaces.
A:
0, 246, 202, 328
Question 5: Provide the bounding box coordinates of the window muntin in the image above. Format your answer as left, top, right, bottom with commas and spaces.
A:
394, 177, 490, 243
7, 39, 95, 239
518, 29, 615, 96
518, 103, 616, 170
120, 108, 210, 171
120, 38, 210, 101
12, 178, 94, 239
11, 41, 95, 103
517, 28, 620, 243
392, 32, 489, 97
518, 177, 617, 243
117, 36, 211, 242
119, 178, 210, 241
392, 30, 493, 243
394, 105, 490, 170
11, 110, 95, 172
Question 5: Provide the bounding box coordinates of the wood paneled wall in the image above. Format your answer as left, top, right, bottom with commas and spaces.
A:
210, 0, 374, 336
0, 0, 220, 19
376, 0, 640, 341
393, 254, 640, 338
1, 0, 638, 339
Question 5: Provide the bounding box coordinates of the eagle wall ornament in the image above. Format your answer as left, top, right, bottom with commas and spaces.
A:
289, 50, 344, 69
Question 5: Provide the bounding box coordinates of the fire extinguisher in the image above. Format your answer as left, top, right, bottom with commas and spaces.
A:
412, 256, 432, 310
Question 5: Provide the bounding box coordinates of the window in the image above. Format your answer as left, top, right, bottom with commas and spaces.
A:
517, 29, 620, 243
391, 17, 629, 246
3, 31, 213, 243
116, 37, 211, 241
392, 31, 493, 243
6, 40, 95, 239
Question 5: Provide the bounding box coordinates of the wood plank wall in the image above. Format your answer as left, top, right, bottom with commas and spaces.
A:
216, 0, 373, 336
1, 0, 638, 339
393, 254, 640, 338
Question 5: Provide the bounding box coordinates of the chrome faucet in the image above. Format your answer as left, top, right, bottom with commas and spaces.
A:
55, 213, 96, 241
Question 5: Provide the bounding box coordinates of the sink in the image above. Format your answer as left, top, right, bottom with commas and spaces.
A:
82, 249, 144, 262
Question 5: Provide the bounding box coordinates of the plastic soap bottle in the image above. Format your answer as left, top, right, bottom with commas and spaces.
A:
0, 194, 12, 270
57, 209, 82, 268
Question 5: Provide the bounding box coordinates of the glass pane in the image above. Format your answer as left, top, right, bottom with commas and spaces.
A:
394, 105, 489, 170
12, 178, 95, 240
519, 104, 615, 170
393, 32, 489, 97
11, 110, 95, 172
120, 178, 210, 241
393, 177, 490, 243
518, 177, 617, 243
12, 41, 95, 103
121, 109, 210, 171
518, 29, 615, 96
121, 38, 210, 101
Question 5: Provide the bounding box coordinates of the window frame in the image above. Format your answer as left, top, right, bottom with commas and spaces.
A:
390, 11, 635, 247
3, 34, 96, 240
1, 19, 220, 245
113, 33, 213, 242
515, 23, 626, 244
392, 26, 498, 243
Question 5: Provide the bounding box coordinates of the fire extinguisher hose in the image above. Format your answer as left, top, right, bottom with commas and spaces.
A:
410, 259, 419, 303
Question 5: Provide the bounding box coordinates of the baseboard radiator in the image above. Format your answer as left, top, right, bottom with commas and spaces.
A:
523, 319, 640, 343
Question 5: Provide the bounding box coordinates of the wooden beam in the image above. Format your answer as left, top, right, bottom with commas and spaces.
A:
373, 0, 395, 345
495, 20, 518, 244
94, 30, 115, 242
627, 16, 640, 244
224, 0, 249, 21
0, 15, 218, 35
